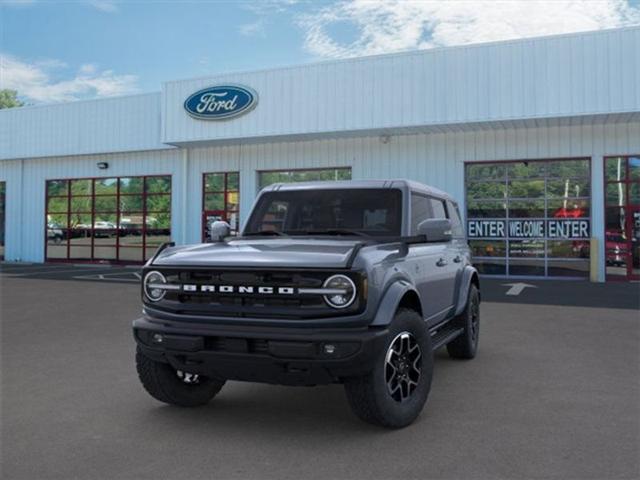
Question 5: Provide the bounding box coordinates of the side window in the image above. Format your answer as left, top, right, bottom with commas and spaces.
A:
429, 198, 447, 219
410, 193, 431, 234
446, 200, 465, 238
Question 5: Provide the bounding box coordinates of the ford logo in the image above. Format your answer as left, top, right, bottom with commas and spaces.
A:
184, 85, 258, 120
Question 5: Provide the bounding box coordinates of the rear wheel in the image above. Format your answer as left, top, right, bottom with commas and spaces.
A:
446, 284, 480, 359
136, 347, 225, 407
344, 309, 433, 428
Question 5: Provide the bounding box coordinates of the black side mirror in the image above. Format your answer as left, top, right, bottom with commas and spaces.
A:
209, 221, 231, 242
417, 219, 452, 242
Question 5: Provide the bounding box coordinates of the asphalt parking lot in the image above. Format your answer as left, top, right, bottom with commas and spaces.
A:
1, 263, 639, 480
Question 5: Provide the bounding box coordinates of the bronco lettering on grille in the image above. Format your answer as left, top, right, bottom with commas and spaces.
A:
181, 284, 296, 295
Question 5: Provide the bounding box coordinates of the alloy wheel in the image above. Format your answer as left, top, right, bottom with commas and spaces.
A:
384, 332, 422, 402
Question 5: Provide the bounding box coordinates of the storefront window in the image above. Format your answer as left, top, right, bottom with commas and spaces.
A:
202, 172, 239, 240
604, 156, 640, 280
45, 175, 171, 263
257, 167, 352, 190
466, 158, 591, 277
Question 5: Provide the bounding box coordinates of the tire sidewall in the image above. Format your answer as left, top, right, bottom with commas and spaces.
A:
371, 309, 433, 427
464, 285, 480, 355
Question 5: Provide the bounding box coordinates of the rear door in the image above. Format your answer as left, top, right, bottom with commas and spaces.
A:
446, 200, 469, 303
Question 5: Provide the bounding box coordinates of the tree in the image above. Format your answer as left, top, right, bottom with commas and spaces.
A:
0, 89, 24, 109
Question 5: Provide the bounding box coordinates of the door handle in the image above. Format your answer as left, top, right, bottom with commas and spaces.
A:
453, 255, 462, 263
436, 258, 448, 267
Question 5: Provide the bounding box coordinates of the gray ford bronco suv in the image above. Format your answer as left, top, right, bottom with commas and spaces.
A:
133, 180, 480, 428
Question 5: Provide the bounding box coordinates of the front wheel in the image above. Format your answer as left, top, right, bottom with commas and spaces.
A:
136, 347, 225, 407
344, 309, 433, 428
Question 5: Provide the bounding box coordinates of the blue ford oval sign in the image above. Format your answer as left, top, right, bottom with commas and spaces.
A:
184, 85, 258, 120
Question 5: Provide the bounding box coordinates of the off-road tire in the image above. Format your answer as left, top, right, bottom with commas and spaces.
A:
446, 284, 480, 360
136, 347, 225, 407
344, 308, 433, 428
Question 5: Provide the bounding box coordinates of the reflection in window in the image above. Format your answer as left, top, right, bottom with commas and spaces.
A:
45, 176, 171, 263
508, 200, 545, 218
605, 157, 626, 181
466, 200, 506, 218
465, 158, 591, 277
202, 172, 240, 240
466, 182, 506, 199
604, 155, 640, 280
469, 240, 506, 257
509, 240, 546, 258
507, 161, 546, 178
258, 167, 352, 190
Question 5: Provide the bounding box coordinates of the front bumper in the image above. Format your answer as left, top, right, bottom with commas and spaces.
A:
133, 316, 389, 386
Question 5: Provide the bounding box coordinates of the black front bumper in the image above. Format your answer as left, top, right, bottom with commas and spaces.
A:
133, 316, 389, 386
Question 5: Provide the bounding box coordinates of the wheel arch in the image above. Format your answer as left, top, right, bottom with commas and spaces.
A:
454, 266, 480, 316
370, 280, 424, 326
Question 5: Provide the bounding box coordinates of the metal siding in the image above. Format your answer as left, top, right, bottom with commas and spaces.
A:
0, 93, 169, 160
0, 149, 184, 262
162, 28, 640, 145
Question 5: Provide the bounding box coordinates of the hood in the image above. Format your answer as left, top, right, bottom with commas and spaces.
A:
151, 238, 362, 269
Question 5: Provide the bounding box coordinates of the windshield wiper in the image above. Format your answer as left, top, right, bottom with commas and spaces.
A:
288, 229, 370, 237
243, 230, 287, 237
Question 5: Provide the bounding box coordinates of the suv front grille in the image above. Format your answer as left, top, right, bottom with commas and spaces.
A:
144, 268, 365, 320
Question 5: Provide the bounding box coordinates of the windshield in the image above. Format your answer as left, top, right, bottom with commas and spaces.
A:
244, 188, 403, 237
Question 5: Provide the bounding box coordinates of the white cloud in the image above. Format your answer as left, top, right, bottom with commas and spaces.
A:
299, 0, 640, 58
0, 53, 138, 103
239, 19, 266, 37
244, 0, 299, 15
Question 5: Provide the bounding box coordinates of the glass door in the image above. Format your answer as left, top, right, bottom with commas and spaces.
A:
202, 172, 240, 242
631, 208, 640, 280
605, 156, 640, 281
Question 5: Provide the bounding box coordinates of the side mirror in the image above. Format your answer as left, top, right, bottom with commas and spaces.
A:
417, 219, 452, 242
209, 221, 231, 242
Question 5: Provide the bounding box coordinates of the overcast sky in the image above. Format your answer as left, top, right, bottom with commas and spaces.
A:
1, 0, 640, 104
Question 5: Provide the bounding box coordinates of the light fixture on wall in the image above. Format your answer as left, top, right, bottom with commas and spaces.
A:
97, 162, 109, 170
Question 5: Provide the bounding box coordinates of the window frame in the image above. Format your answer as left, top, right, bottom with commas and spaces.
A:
44, 175, 172, 264
603, 155, 640, 281
464, 157, 592, 278
201, 171, 240, 241
256, 167, 352, 191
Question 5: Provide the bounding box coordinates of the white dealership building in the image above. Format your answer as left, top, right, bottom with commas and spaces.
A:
1, 27, 639, 281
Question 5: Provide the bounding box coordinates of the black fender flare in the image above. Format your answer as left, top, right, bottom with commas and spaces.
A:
454, 265, 480, 316
370, 280, 423, 327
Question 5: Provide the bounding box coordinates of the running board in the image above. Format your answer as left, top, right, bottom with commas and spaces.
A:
430, 324, 465, 350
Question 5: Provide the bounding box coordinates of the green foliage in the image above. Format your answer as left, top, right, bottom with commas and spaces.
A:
258, 168, 352, 189
0, 90, 24, 109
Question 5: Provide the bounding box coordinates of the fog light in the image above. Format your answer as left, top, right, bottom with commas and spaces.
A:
324, 344, 336, 354
152, 333, 164, 343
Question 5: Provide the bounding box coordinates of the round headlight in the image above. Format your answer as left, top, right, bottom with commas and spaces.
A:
323, 274, 356, 309
144, 270, 167, 302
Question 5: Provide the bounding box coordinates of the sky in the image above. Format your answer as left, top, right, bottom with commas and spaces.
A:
1, 0, 640, 105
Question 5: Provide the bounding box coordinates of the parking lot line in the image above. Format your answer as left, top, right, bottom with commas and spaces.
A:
72, 273, 139, 283
0, 267, 115, 277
